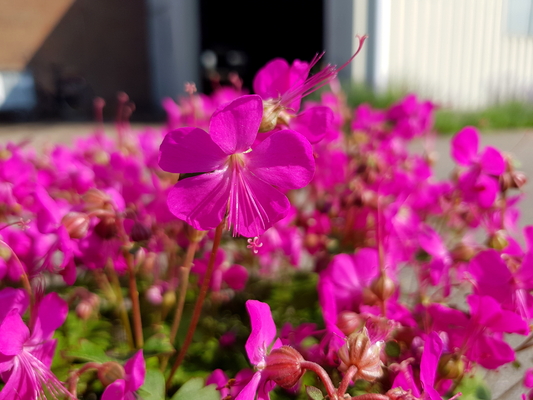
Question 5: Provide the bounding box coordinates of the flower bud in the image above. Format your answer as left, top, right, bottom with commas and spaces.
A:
97, 362, 125, 387
450, 242, 476, 262
370, 274, 395, 302
438, 353, 464, 380
486, 230, 508, 251
76, 301, 92, 320
385, 387, 417, 400
337, 311, 363, 336
94, 216, 118, 239
130, 221, 152, 242
62, 212, 90, 239
83, 188, 112, 210
264, 346, 305, 389
511, 171, 527, 189
338, 328, 383, 381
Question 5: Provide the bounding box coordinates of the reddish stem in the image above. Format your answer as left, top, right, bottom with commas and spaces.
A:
337, 365, 358, 398
166, 220, 224, 388
300, 361, 337, 400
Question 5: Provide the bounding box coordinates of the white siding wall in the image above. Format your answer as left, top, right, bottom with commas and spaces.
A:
389, 0, 533, 109
348, 0, 533, 110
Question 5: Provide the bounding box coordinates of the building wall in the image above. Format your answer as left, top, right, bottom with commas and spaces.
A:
387, 0, 533, 109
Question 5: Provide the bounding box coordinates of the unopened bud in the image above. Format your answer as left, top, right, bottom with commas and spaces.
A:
486, 230, 508, 251
146, 286, 163, 305
338, 328, 383, 381
370, 274, 395, 302
83, 188, 112, 210
499, 173, 513, 192
130, 221, 152, 243
511, 171, 527, 189
94, 216, 118, 239
337, 311, 363, 336
162, 290, 176, 309
264, 346, 305, 389
450, 242, 476, 262
97, 362, 125, 387
62, 212, 90, 239
76, 301, 92, 320
438, 353, 464, 380
385, 387, 417, 400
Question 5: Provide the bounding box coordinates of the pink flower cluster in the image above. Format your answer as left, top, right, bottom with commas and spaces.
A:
0, 44, 531, 399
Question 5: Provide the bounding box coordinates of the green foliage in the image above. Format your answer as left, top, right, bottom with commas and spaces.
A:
170, 377, 219, 400
138, 369, 166, 400
306, 385, 325, 400
454, 374, 492, 400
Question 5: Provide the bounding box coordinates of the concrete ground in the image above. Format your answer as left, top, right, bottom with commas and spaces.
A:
1, 123, 532, 398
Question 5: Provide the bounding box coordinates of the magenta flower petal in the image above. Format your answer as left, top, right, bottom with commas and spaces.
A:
451, 126, 479, 165
469, 249, 513, 305
124, 350, 145, 391
102, 379, 126, 400
229, 170, 290, 237
247, 130, 315, 190
253, 59, 291, 99
289, 106, 333, 143
209, 95, 263, 154
245, 300, 277, 366
31, 293, 68, 342
34, 186, 60, 234
235, 371, 262, 400
159, 127, 228, 173
0, 310, 29, 356
524, 368, 533, 388
480, 146, 505, 176
0, 288, 28, 322
167, 170, 231, 231
420, 332, 443, 394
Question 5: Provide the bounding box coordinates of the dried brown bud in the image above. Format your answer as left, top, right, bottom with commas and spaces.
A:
499, 172, 513, 192
264, 346, 305, 389
338, 328, 383, 381
337, 311, 363, 336
82, 188, 112, 210
62, 212, 90, 239
370, 274, 395, 302
94, 216, 118, 239
97, 362, 125, 386
450, 242, 476, 262
384, 387, 417, 400
130, 221, 152, 242
438, 353, 464, 380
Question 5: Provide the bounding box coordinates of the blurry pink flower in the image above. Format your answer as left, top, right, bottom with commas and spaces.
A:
101, 350, 146, 400
159, 95, 315, 237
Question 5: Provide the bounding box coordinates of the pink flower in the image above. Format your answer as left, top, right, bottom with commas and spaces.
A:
101, 350, 146, 400
159, 95, 315, 237
0, 290, 73, 399
236, 300, 282, 400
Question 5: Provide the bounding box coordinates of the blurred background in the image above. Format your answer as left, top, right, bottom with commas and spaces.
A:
1, 0, 533, 128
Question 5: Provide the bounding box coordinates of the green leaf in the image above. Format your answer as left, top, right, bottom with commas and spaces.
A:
138, 369, 165, 400
454, 374, 492, 400
171, 377, 219, 400
65, 339, 115, 363
143, 332, 175, 357
306, 385, 324, 400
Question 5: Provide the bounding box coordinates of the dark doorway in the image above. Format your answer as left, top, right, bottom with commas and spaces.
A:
199, 0, 324, 93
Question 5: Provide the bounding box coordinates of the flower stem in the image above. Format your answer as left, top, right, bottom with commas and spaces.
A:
67, 362, 101, 397
337, 365, 358, 397
300, 361, 337, 400
125, 250, 144, 348
169, 233, 200, 344
105, 265, 135, 350
166, 220, 224, 388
